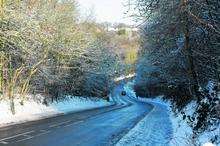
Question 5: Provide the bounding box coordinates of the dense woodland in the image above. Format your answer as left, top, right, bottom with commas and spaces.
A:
0, 0, 219, 144
132, 0, 220, 143
0, 0, 138, 114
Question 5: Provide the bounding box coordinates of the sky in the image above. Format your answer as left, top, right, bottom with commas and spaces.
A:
77, 0, 135, 25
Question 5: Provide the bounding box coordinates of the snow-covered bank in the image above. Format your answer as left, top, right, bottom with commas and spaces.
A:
0, 95, 112, 127
141, 98, 219, 146
169, 99, 219, 146
117, 96, 218, 146
120, 81, 219, 146
140, 97, 219, 146
116, 98, 172, 146
169, 100, 196, 146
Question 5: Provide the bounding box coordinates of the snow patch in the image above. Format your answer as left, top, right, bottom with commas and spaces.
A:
123, 81, 136, 98
116, 97, 172, 146
119, 95, 217, 146
202, 142, 216, 146
120, 81, 219, 146
114, 73, 136, 82
169, 102, 195, 146
0, 95, 111, 127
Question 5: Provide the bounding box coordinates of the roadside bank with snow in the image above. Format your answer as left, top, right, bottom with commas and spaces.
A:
116, 98, 172, 146
0, 95, 112, 127
117, 96, 219, 146
119, 81, 219, 146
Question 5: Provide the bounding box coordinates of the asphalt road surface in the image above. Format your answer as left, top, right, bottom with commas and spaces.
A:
0, 85, 154, 146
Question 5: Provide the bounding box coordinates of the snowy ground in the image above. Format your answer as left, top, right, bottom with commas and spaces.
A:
0, 95, 112, 127
117, 82, 219, 146
117, 96, 218, 146
116, 83, 172, 146
116, 98, 172, 146
169, 100, 219, 146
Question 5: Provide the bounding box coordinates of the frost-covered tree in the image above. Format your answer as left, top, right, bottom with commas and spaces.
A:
0, 0, 125, 113
131, 0, 220, 142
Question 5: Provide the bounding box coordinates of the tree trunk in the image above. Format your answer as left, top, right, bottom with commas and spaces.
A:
10, 97, 15, 115
8, 84, 15, 115
182, 0, 200, 99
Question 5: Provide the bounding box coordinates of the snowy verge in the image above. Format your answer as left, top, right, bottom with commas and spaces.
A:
140, 97, 219, 146
120, 81, 219, 146
116, 97, 172, 146
0, 95, 112, 128
140, 97, 218, 146
117, 96, 218, 146
169, 99, 219, 146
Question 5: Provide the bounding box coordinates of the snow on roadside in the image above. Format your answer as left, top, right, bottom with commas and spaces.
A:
119, 81, 219, 146
199, 129, 220, 146
117, 95, 218, 146
116, 97, 172, 146
0, 95, 112, 127
50, 95, 112, 113
144, 98, 219, 146
123, 81, 136, 98
141, 97, 218, 146
169, 101, 196, 146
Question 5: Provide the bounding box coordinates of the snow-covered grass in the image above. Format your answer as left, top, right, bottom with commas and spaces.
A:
203, 142, 217, 146
0, 95, 112, 127
118, 95, 218, 146
169, 101, 196, 146
143, 97, 219, 146
140, 97, 219, 146
116, 97, 173, 146
119, 81, 219, 146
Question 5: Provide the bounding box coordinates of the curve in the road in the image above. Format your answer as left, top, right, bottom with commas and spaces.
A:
0, 85, 161, 146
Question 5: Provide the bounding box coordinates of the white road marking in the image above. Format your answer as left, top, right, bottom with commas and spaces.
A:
15, 135, 34, 143
63, 120, 84, 128
0, 120, 85, 144
15, 130, 51, 143
33, 130, 51, 138
0, 141, 8, 145
49, 120, 71, 128
0, 130, 35, 141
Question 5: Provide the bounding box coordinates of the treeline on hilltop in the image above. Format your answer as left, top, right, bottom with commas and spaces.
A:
132, 0, 219, 141
0, 0, 138, 114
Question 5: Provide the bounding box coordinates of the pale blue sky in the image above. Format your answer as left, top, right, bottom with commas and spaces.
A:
77, 0, 134, 25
